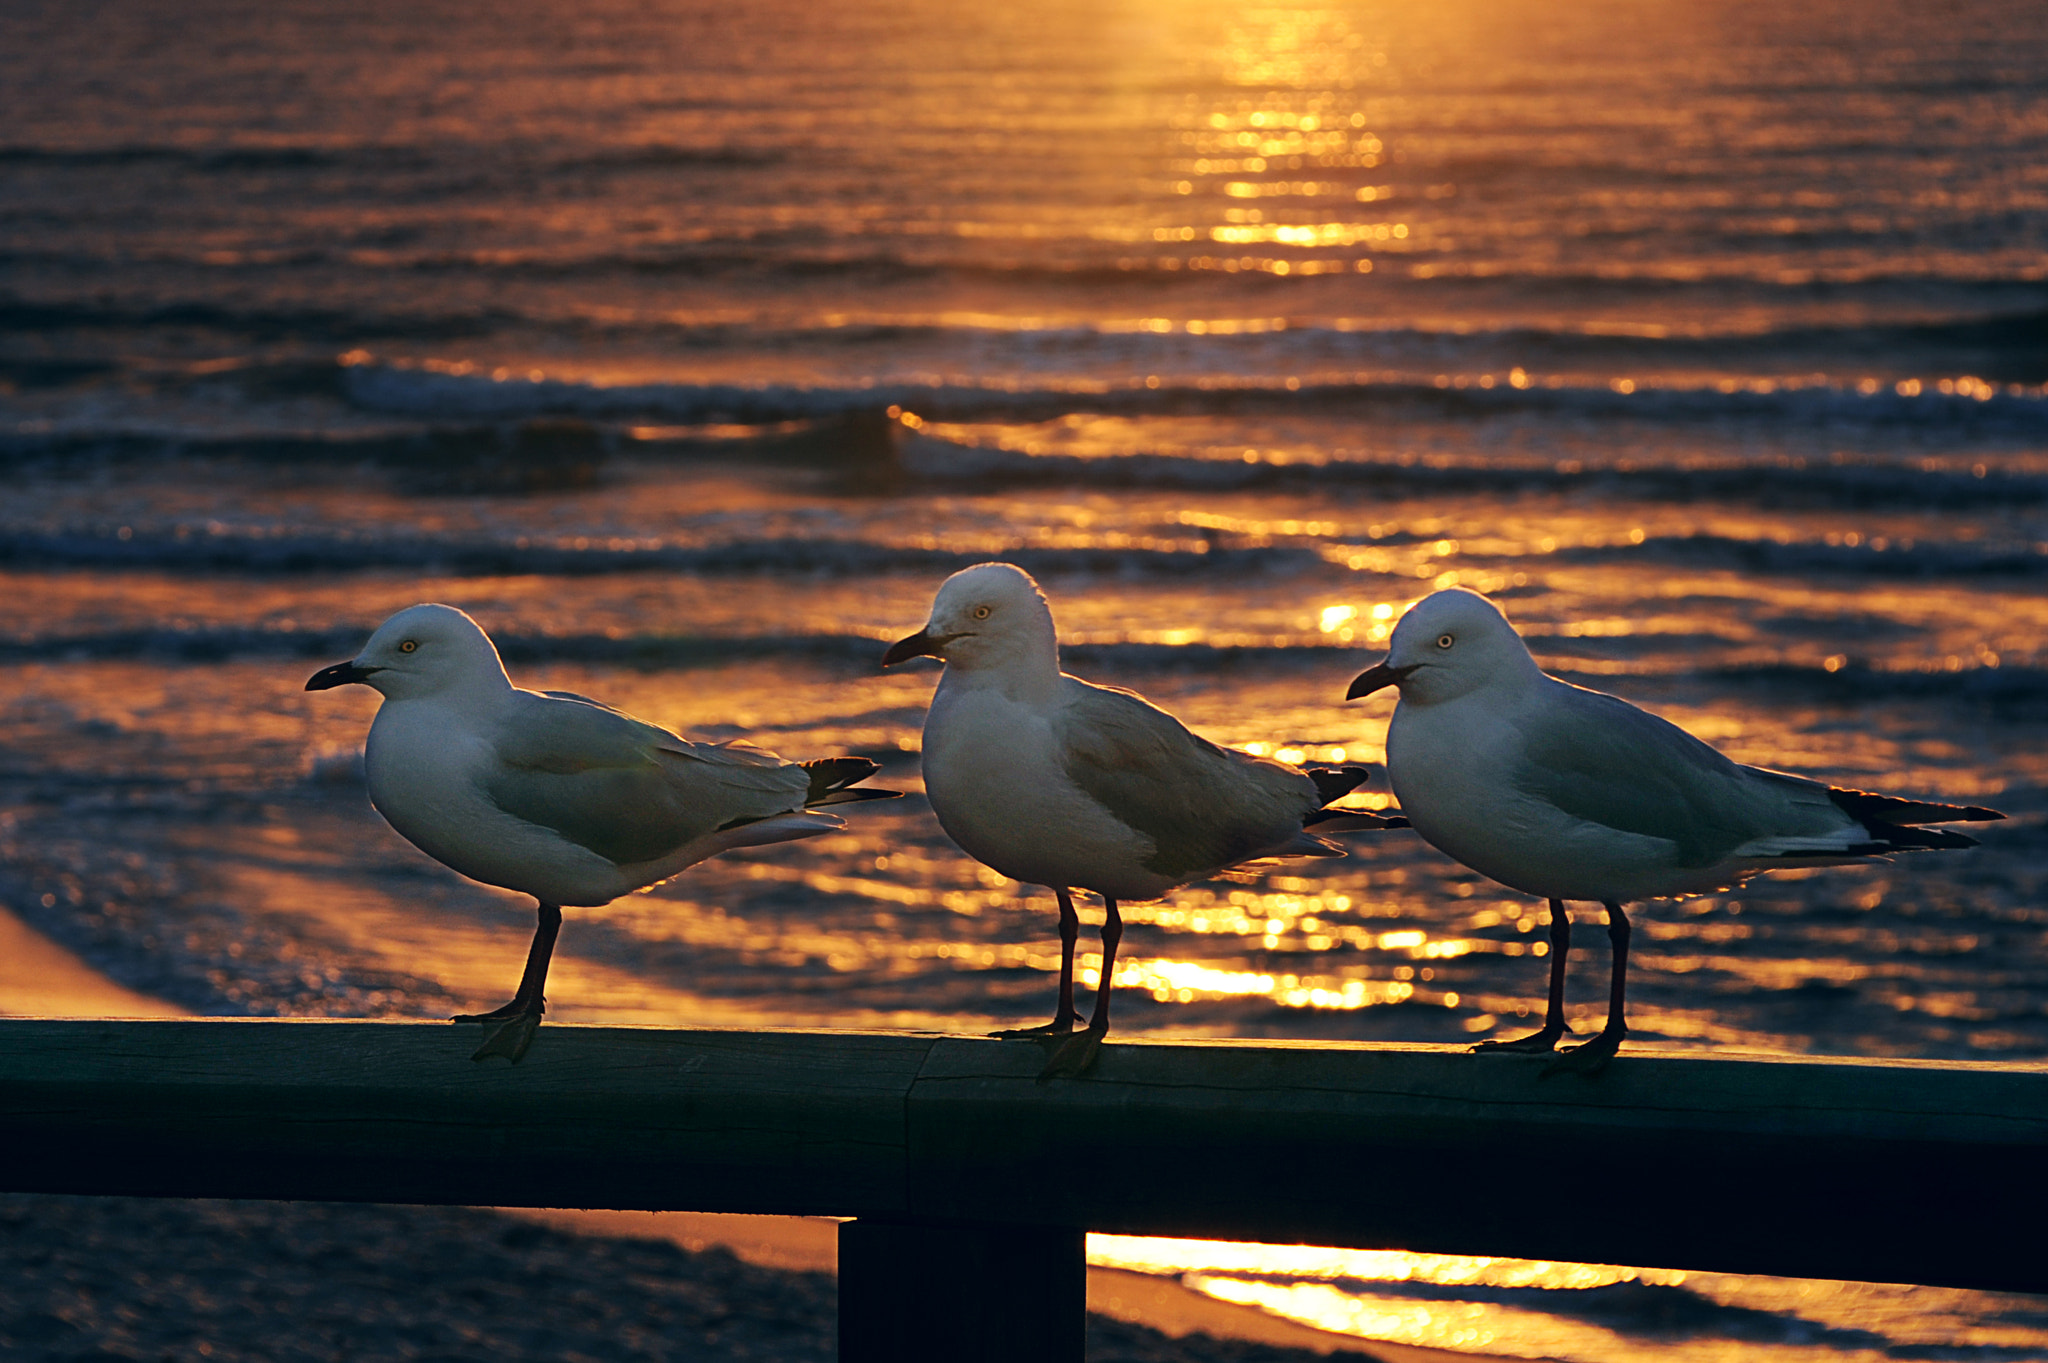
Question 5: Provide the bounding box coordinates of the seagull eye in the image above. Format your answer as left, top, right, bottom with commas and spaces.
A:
972, 606, 991, 620
399, 640, 418, 653
1436, 634, 1454, 649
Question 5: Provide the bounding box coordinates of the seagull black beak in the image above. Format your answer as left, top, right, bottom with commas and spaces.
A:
1345, 660, 1415, 700
305, 660, 379, 691
881, 629, 947, 668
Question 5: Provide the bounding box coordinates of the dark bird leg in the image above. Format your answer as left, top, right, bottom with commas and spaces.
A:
454, 900, 562, 1063
1040, 895, 1121, 1081
1089, 895, 1123, 1033
1474, 898, 1573, 1054
1546, 901, 1630, 1076
992, 887, 1081, 1039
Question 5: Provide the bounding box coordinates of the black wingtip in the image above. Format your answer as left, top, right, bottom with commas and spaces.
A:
1303, 809, 1410, 832
1828, 786, 2006, 827
1304, 763, 1373, 805
801, 756, 889, 804
808, 786, 902, 807
1875, 823, 1980, 851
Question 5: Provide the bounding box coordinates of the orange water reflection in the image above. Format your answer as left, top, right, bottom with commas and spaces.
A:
1087, 1236, 2048, 1362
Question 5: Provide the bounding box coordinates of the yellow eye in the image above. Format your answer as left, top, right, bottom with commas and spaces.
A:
399, 640, 418, 653
1436, 634, 1454, 649
972, 605, 991, 620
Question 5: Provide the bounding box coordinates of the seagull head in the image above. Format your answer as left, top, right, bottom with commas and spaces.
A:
1346, 588, 1541, 707
306, 603, 512, 703
882, 562, 1058, 676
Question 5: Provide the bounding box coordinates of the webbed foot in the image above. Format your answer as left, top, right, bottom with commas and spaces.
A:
469, 1012, 543, 1063
1035, 1024, 1106, 1082
1541, 1026, 1625, 1077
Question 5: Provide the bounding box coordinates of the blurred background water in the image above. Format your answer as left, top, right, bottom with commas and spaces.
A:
2, 0, 2045, 1356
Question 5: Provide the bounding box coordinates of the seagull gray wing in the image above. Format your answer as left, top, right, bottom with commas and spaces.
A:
1513, 682, 1843, 867
1054, 679, 1318, 880
482, 690, 809, 866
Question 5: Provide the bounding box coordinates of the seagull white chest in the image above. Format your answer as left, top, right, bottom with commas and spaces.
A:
1386, 696, 1518, 855
921, 679, 1163, 898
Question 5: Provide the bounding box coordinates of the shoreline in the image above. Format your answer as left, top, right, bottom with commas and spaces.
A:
0, 904, 193, 1020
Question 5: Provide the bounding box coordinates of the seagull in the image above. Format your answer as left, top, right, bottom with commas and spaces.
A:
1347, 587, 2004, 1073
883, 563, 1406, 1078
307, 603, 897, 1061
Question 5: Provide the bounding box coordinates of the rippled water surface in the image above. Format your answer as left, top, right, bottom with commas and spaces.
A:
4, 0, 2045, 1357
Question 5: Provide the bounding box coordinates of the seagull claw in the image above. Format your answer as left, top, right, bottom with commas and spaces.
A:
1540, 1027, 1625, 1078
470, 1013, 543, 1064
1035, 1026, 1105, 1083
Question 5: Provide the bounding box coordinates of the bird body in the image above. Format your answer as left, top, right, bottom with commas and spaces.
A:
887, 562, 1400, 1075
309, 602, 893, 1058
1350, 587, 2001, 1070
362, 681, 837, 909
1385, 667, 1946, 905
923, 671, 1339, 903
921, 679, 1159, 900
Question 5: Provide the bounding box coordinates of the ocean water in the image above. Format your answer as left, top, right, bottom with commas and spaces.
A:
3, 0, 2046, 1356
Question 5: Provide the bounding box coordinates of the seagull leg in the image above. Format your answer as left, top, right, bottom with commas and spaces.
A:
1039, 895, 1120, 1081
1474, 898, 1573, 1054
453, 900, 562, 1022
1545, 901, 1630, 1076
453, 900, 562, 1063
992, 887, 1081, 1039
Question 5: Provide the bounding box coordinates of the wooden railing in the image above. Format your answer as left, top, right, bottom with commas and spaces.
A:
3, 1019, 2045, 1360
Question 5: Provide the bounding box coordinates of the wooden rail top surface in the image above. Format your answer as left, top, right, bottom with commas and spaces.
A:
4, 1019, 2044, 1294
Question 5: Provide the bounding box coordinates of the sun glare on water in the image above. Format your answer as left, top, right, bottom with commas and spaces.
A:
1083, 1235, 2021, 1363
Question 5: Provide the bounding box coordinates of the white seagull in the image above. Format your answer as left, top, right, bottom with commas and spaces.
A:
307, 603, 896, 1061
884, 563, 1405, 1078
1347, 587, 2003, 1072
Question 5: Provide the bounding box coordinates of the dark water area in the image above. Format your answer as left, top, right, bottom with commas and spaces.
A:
3, 0, 2046, 1357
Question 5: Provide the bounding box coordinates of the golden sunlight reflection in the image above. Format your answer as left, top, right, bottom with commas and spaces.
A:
1094, 1239, 1695, 1355
1083, 1233, 2048, 1363
1084, 956, 1421, 1010
1087, 1237, 1679, 1292
1194, 1278, 1513, 1352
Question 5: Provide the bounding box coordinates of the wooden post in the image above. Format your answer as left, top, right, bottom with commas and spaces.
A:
838, 1218, 1084, 1363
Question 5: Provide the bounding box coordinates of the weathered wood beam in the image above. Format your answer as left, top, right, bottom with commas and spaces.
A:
2, 1019, 2044, 1294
